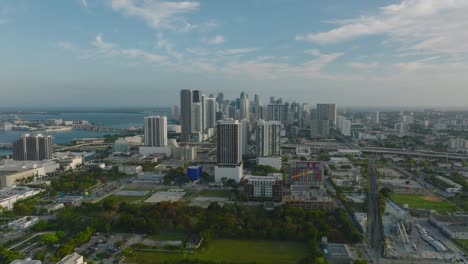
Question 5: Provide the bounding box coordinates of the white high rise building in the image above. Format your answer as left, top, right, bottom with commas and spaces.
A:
240, 96, 250, 120
144, 116, 167, 147
256, 120, 281, 157
204, 96, 217, 130
336, 116, 351, 136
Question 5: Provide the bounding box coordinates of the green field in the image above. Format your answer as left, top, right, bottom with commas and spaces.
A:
148, 231, 187, 241
128, 240, 309, 264
199, 189, 231, 198
390, 193, 458, 213
455, 239, 468, 254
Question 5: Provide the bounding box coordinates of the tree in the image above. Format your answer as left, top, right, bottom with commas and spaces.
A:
40, 233, 59, 245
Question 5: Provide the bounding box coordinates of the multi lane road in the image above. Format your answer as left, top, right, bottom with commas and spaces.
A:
368, 159, 383, 263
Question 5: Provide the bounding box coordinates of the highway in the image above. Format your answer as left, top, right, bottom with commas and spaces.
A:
368, 159, 383, 263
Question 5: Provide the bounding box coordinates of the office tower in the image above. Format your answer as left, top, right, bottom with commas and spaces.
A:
270, 96, 275, 104
216, 92, 224, 106
228, 103, 237, 119
336, 116, 351, 136
171, 105, 180, 120
216, 120, 242, 166
180, 89, 192, 142
144, 116, 167, 147
254, 94, 260, 109
12, 134, 52, 161
256, 105, 265, 120
371, 111, 380, 124
204, 96, 217, 130
283, 102, 292, 125
310, 119, 330, 138
256, 120, 281, 157
240, 94, 250, 120
316, 104, 337, 126
267, 104, 285, 124
215, 120, 243, 182
240, 119, 250, 155
191, 102, 203, 140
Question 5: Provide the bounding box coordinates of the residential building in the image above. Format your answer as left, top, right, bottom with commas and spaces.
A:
12, 134, 52, 161
243, 174, 283, 202
267, 104, 285, 124
144, 116, 167, 147
316, 104, 337, 126
180, 89, 192, 142
256, 120, 281, 157
240, 94, 250, 120
336, 116, 351, 136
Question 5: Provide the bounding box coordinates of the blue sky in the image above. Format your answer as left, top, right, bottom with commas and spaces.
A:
1, 0, 468, 108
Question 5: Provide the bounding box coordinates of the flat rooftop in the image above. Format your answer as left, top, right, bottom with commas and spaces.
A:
0, 159, 57, 172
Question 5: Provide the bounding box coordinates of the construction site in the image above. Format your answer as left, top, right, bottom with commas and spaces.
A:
283, 160, 336, 211
383, 200, 466, 262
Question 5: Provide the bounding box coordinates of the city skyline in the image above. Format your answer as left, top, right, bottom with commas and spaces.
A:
1, 0, 468, 108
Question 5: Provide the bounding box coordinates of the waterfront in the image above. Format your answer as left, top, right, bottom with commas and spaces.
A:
0, 110, 171, 156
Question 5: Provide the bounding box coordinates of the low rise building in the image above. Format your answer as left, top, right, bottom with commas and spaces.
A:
57, 252, 86, 264
0, 186, 43, 210
118, 165, 143, 175
0, 160, 60, 187
256, 156, 282, 170
7, 216, 39, 230
243, 174, 283, 202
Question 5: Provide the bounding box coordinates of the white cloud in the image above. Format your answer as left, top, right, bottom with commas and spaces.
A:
304, 49, 321, 56
185, 47, 209, 56
206, 35, 225, 45
80, 0, 88, 8
110, 0, 201, 31
81, 34, 167, 63
296, 0, 468, 55
217, 48, 258, 56
57, 41, 75, 50
156, 33, 182, 59
348, 62, 379, 70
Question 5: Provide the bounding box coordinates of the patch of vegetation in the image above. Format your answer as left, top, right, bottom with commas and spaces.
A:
130, 240, 312, 264
389, 193, 457, 213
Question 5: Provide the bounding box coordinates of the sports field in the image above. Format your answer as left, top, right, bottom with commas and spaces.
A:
198, 189, 231, 198
128, 239, 309, 264
390, 193, 457, 213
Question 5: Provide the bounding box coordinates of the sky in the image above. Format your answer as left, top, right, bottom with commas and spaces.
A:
1, 0, 468, 109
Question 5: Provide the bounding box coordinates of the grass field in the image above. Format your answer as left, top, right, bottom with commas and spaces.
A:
128, 240, 309, 264
148, 231, 187, 241
198, 189, 231, 198
455, 239, 468, 254
390, 193, 458, 213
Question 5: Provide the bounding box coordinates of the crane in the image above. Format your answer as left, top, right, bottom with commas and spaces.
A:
291, 169, 312, 187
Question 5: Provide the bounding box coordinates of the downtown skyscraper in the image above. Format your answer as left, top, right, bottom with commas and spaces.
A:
180, 89, 192, 142
256, 120, 281, 157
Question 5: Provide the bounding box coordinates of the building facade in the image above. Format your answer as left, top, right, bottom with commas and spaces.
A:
256, 120, 281, 157
12, 134, 52, 161
144, 116, 168, 147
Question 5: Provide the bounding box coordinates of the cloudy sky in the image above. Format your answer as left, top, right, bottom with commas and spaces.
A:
1, 0, 468, 108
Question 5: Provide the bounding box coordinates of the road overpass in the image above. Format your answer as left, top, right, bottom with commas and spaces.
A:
361, 147, 468, 160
